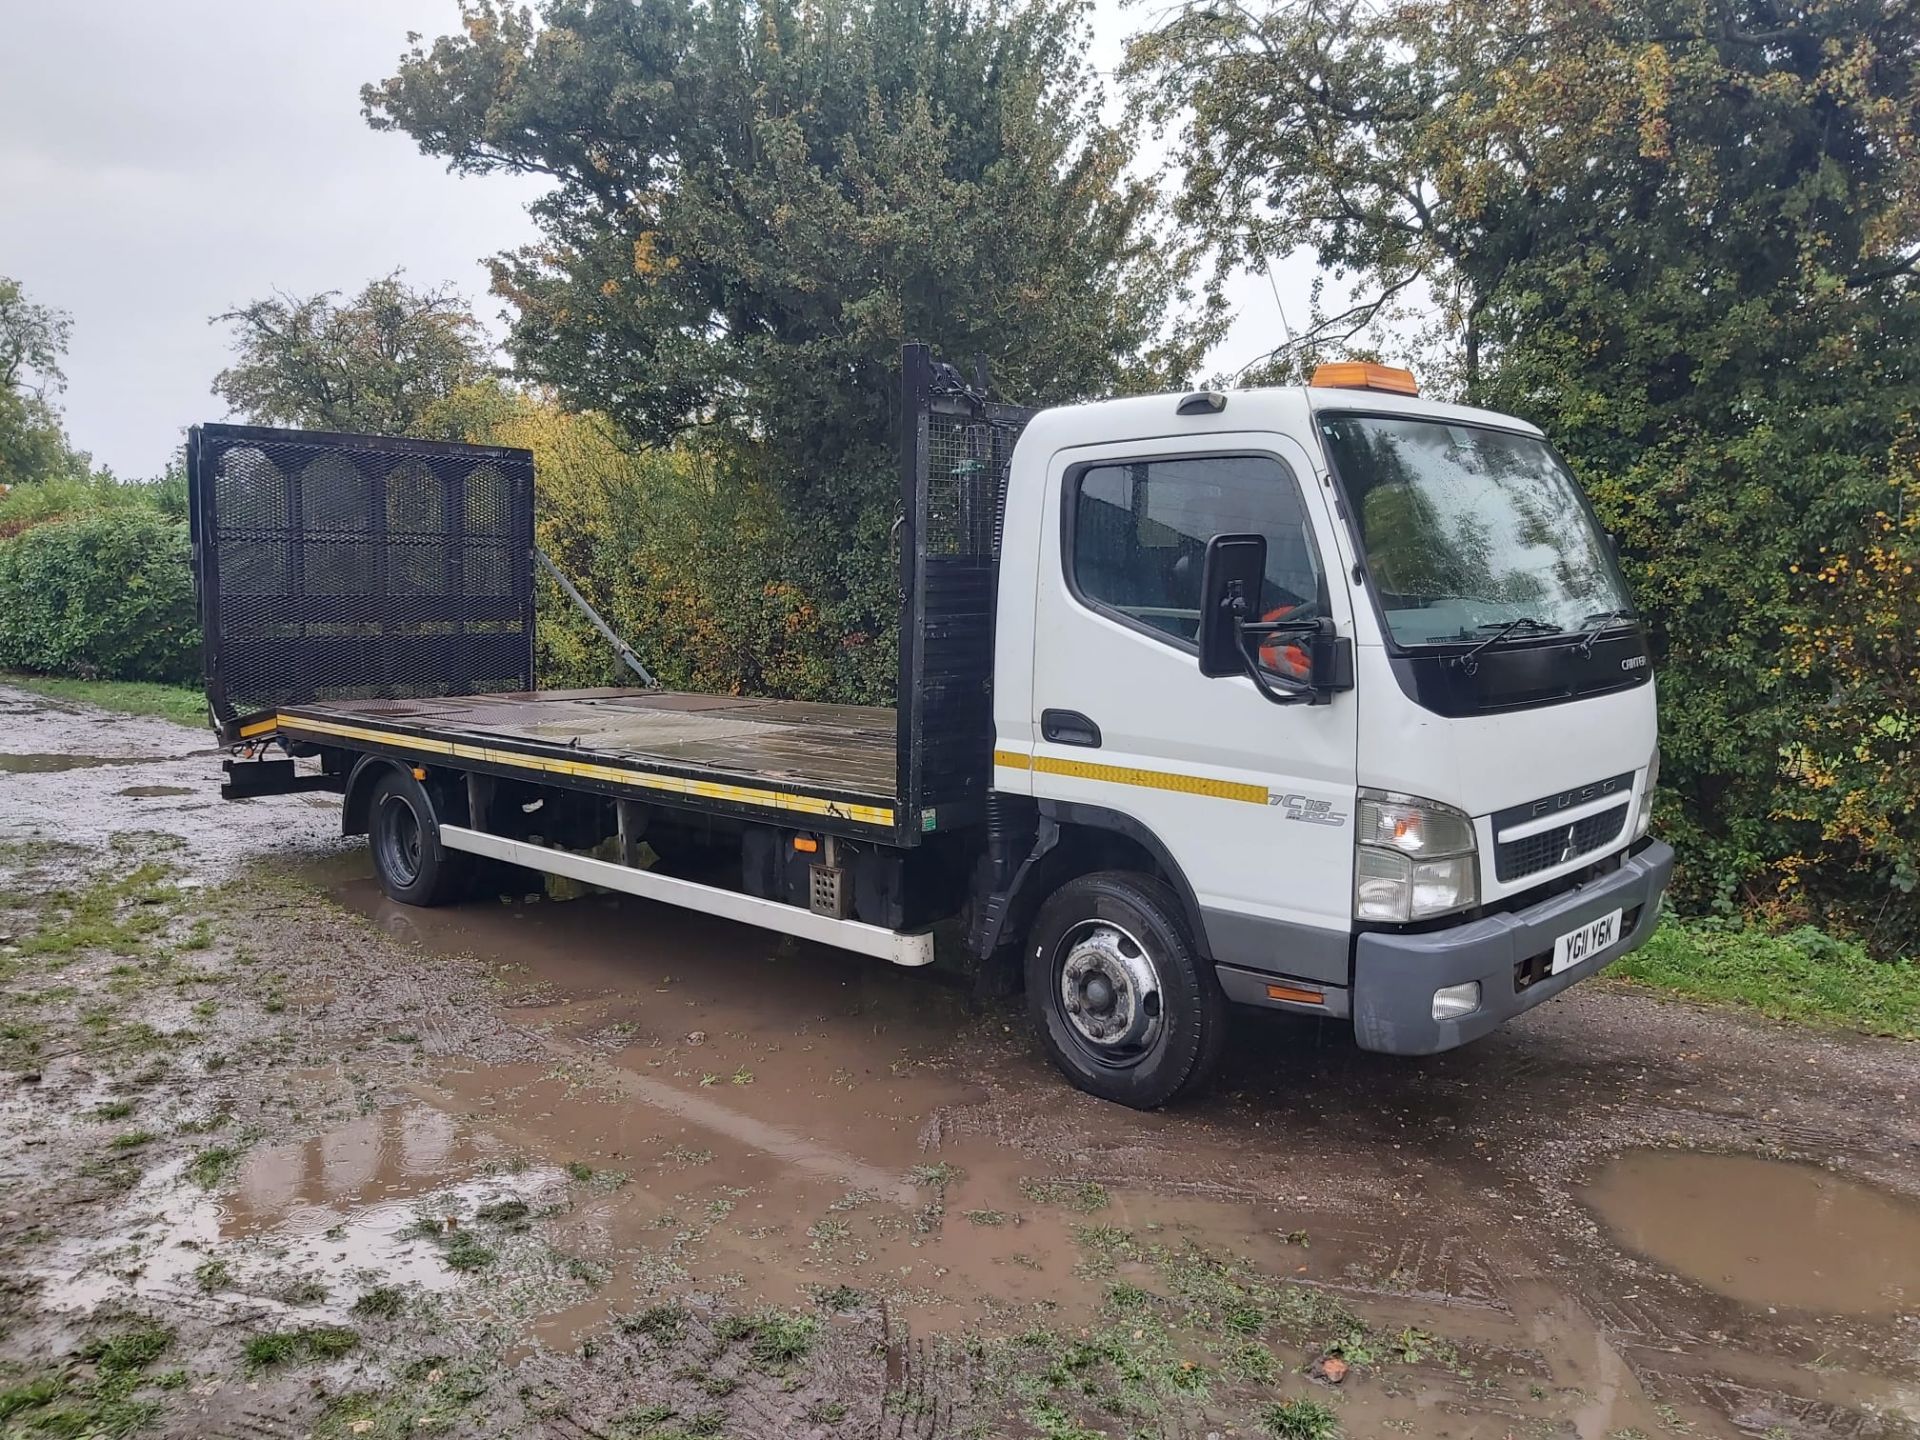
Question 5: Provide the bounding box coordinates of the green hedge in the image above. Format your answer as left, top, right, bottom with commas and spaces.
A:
0, 509, 198, 683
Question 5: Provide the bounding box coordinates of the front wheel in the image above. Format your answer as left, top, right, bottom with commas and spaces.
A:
1025, 871, 1228, 1109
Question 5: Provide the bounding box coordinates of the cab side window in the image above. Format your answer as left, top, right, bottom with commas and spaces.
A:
1069, 454, 1322, 646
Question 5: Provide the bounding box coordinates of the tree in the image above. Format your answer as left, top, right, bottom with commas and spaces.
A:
364, 0, 1218, 701
1128, 0, 1920, 939
0, 275, 70, 398
365, 0, 1212, 446
0, 276, 83, 485
211, 273, 498, 439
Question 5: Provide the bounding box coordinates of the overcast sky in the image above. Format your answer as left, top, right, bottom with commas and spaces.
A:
0, 0, 1309, 480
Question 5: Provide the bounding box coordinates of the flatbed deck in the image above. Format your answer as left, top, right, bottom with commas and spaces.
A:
275, 687, 902, 832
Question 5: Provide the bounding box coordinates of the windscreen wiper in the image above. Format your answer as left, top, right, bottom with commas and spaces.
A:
1453, 616, 1560, 673
1576, 607, 1638, 656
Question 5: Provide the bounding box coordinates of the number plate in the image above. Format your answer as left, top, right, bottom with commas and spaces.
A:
1551, 908, 1622, 975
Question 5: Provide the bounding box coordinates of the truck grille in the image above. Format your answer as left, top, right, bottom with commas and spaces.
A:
1495, 802, 1630, 883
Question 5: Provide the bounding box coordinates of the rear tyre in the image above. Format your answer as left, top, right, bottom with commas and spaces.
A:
368, 769, 466, 907
1025, 870, 1228, 1109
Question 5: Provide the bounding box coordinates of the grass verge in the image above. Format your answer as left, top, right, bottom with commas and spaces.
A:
0, 1321, 176, 1436
0, 671, 206, 729
1613, 916, 1920, 1039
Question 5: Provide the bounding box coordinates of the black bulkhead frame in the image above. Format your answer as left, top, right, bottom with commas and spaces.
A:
895, 344, 1036, 841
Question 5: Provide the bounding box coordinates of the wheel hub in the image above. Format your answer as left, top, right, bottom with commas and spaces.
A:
1058, 923, 1162, 1051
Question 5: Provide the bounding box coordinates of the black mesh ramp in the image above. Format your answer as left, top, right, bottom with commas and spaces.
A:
186, 424, 535, 740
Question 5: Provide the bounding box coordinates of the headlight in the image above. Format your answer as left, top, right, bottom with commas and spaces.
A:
1633, 746, 1661, 839
1354, 790, 1479, 922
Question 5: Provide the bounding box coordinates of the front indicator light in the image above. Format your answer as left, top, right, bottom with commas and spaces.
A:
1358, 794, 1475, 857
1432, 981, 1481, 1022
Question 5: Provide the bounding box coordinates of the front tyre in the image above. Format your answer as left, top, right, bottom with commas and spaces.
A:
1025, 871, 1227, 1109
368, 769, 466, 907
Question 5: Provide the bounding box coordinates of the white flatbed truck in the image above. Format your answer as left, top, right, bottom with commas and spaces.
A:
190, 348, 1673, 1107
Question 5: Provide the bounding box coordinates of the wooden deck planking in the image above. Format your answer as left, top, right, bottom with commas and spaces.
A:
304, 687, 899, 799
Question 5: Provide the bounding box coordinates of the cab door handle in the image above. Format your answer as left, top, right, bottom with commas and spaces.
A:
1041, 709, 1102, 748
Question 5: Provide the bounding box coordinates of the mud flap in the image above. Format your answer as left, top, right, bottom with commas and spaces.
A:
220, 757, 336, 801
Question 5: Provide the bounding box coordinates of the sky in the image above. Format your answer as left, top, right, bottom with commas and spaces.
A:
0, 0, 1315, 480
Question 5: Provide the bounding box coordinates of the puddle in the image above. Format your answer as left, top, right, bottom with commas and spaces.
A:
0, 753, 151, 774
408, 1050, 1479, 1352
223, 1102, 501, 1221
1586, 1149, 1920, 1314
0, 694, 78, 716
297, 866, 1920, 1435
317, 872, 1498, 1335
35, 1104, 563, 1320
0, 689, 346, 870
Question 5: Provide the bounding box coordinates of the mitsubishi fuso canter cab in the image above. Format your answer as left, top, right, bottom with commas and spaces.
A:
190, 349, 1675, 1109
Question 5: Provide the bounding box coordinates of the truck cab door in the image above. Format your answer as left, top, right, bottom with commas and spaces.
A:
1018, 431, 1359, 991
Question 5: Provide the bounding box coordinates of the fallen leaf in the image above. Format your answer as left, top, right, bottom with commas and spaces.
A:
1311, 1355, 1349, 1384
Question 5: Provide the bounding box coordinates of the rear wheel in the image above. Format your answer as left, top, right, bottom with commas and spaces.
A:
368, 769, 466, 906
1025, 870, 1227, 1109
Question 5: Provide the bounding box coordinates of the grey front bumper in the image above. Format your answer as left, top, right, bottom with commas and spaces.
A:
1352, 839, 1675, 1055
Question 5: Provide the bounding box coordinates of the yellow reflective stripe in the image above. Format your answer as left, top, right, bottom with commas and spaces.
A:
1034, 755, 1269, 805
995, 746, 1267, 806
277, 715, 896, 828
237, 717, 279, 738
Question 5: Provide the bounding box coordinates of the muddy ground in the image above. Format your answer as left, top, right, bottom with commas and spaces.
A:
1, 683, 1917, 1440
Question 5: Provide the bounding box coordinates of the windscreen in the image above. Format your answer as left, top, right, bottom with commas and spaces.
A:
1318, 414, 1629, 646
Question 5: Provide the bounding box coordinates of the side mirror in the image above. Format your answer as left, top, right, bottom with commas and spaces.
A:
1197, 534, 1266, 677
1197, 533, 1354, 705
